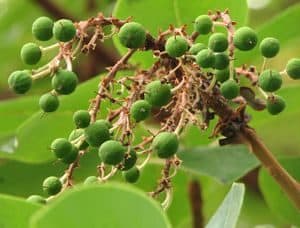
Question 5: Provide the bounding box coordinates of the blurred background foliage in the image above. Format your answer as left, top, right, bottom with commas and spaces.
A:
0, 0, 300, 227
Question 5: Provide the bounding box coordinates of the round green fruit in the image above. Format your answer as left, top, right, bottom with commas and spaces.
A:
259, 37, 280, 58
51, 69, 78, 95
121, 149, 137, 171
130, 100, 151, 122
84, 176, 98, 185
8, 70, 32, 94
220, 79, 240, 99
69, 129, 89, 150
61, 145, 78, 164
196, 49, 215, 68
258, 69, 282, 92
267, 95, 286, 115
233, 27, 257, 51
84, 122, 110, 147
32, 16, 54, 41
286, 58, 300, 79
194, 15, 213, 34
53, 19, 76, 42
144, 80, 172, 107
20, 43, 42, 65
215, 68, 230, 82
165, 36, 189, 58
39, 93, 59, 112
43, 176, 62, 196
51, 138, 72, 159
118, 22, 146, 49
73, 110, 91, 128
189, 43, 206, 55
208, 33, 228, 52
26, 195, 46, 204
95, 119, 113, 129
123, 166, 140, 183
152, 132, 179, 158
98, 140, 126, 165
213, 53, 229, 70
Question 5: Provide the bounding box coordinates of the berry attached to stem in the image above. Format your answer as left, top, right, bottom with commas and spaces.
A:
258, 69, 282, 92
73, 110, 91, 128
8, 71, 32, 94
130, 100, 151, 122
144, 80, 172, 107
152, 132, 179, 158
118, 22, 146, 49
98, 140, 126, 165
84, 121, 110, 147
53, 19, 76, 42
220, 79, 240, 99
165, 36, 189, 58
286, 58, 300, 79
32, 16, 54, 41
20, 43, 42, 65
51, 138, 73, 159
51, 70, 78, 95
208, 33, 228, 52
196, 49, 215, 68
259, 37, 280, 58
233, 27, 258, 51
266, 95, 286, 115
42, 176, 62, 196
123, 166, 140, 183
39, 93, 59, 113
194, 15, 213, 34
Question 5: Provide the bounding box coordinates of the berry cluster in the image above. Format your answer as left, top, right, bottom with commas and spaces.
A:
8, 11, 300, 208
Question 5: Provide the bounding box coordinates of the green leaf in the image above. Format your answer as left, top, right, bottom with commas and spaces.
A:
0, 193, 41, 228
258, 158, 300, 225
30, 183, 171, 228
178, 145, 259, 183
206, 183, 245, 228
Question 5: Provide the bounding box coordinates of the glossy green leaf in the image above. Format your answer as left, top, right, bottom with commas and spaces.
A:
178, 145, 259, 183
259, 158, 300, 225
0, 193, 41, 228
206, 183, 245, 228
30, 183, 171, 228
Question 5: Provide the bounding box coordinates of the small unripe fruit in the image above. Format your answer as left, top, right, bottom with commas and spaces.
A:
220, 79, 240, 99
53, 19, 76, 42
213, 53, 229, 70
130, 100, 151, 122
123, 166, 140, 183
32, 16, 54, 41
118, 22, 146, 49
152, 132, 179, 158
73, 110, 91, 128
84, 176, 98, 185
61, 145, 78, 164
8, 70, 32, 94
196, 49, 215, 68
26, 195, 46, 204
233, 27, 258, 51
189, 43, 206, 55
259, 37, 280, 58
194, 15, 213, 34
286, 58, 300, 79
39, 93, 59, 112
144, 80, 172, 107
43, 176, 62, 196
258, 69, 282, 92
51, 70, 78, 95
20, 43, 42, 65
208, 33, 228, 52
165, 36, 189, 58
267, 95, 286, 115
215, 68, 230, 83
98, 140, 126, 165
96, 119, 113, 129
121, 149, 137, 171
51, 138, 72, 159
69, 129, 89, 150
84, 122, 110, 147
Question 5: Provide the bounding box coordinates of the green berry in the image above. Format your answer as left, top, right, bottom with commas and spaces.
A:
130, 100, 151, 122
53, 19, 76, 42
73, 110, 91, 128
84, 176, 98, 185
286, 58, 300, 79
215, 68, 230, 83
20, 43, 42, 65
194, 15, 213, 34
51, 69, 78, 95
258, 69, 282, 92
259, 37, 280, 58
195, 49, 215, 68
84, 121, 110, 147
95, 119, 113, 129
208, 33, 228, 52
233, 27, 258, 51
26, 195, 46, 204
98, 140, 126, 165
267, 95, 286, 115
121, 149, 137, 171
32, 16, 54, 41
50, 138, 72, 159
165, 36, 189, 58
214, 53, 229, 70
123, 167, 140, 183
39, 93, 59, 112
152, 132, 179, 158
69, 129, 89, 150
118, 22, 146, 49
220, 79, 240, 99
189, 43, 206, 55
61, 145, 79, 164
144, 80, 172, 107
8, 70, 32, 94
43, 176, 62, 196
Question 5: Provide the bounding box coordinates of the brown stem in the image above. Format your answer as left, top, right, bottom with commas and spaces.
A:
188, 180, 204, 228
